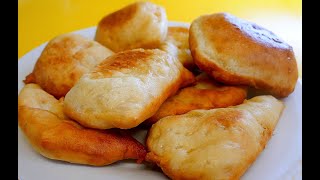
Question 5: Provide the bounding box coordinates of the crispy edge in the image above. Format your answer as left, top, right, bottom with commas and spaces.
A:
146, 85, 247, 126
146, 96, 284, 179
18, 84, 147, 166
189, 15, 298, 98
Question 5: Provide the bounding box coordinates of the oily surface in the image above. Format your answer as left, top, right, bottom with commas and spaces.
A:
160, 27, 195, 70
146, 73, 247, 126
147, 95, 284, 180
64, 49, 195, 130
18, 84, 146, 166
24, 33, 113, 98
189, 12, 298, 97
95, 1, 167, 52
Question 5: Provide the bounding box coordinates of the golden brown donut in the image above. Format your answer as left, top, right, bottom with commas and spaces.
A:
95, 1, 167, 52
145, 73, 247, 126
64, 49, 195, 130
24, 33, 114, 98
160, 27, 195, 70
189, 12, 298, 98
146, 95, 284, 180
18, 84, 146, 166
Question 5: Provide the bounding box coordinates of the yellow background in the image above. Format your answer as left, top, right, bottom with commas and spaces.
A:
18, 0, 301, 57
18, 0, 302, 76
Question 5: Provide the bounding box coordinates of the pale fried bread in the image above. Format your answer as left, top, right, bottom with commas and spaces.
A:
146, 95, 284, 179
64, 49, 195, 129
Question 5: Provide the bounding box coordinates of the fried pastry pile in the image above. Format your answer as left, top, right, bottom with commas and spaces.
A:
19, 1, 298, 179
18, 84, 146, 166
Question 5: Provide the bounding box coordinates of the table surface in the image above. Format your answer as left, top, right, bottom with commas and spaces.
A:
18, 0, 302, 76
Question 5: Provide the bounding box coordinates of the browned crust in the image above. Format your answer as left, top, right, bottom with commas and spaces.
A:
165, 27, 196, 71
189, 13, 298, 98
64, 49, 195, 129
129, 70, 189, 128
145, 81, 246, 126
30, 35, 87, 98
23, 73, 36, 84
166, 26, 190, 51
168, 27, 189, 35
146, 148, 263, 180
65, 63, 195, 130
191, 49, 293, 98
27, 34, 113, 98
179, 67, 196, 88
95, 2, 167, 52
18, 84, 146, 166
98, 2, 138, 29
90, 49, 156, 79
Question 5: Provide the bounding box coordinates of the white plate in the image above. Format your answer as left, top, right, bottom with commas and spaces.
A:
18, 22, 302, 180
